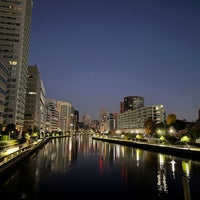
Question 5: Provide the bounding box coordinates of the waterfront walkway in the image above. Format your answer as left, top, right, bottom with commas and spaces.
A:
92, 135, 200, 161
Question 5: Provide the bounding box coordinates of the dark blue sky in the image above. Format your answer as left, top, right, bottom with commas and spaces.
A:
28, 0, 200, 121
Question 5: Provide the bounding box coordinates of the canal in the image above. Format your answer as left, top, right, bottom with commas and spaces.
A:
0, 134, 199, 199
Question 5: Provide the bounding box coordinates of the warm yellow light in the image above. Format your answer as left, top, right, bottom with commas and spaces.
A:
9, 61, 17, 65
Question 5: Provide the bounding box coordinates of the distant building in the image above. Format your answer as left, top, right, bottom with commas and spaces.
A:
57, 100, 73, 133
81, 114, 92, 128
46, 98, 59, 132
90, 120, 99, 132
99, 109, 108, 133
117, 104, 166, 133
123, 96, 144, 112
74, 110, 79, 132
108, 113, 115, 133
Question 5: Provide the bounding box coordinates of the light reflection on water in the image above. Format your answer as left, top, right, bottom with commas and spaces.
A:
0, 134, 199, 199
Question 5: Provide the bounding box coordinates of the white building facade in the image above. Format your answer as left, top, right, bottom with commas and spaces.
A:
117, 104, 166, 134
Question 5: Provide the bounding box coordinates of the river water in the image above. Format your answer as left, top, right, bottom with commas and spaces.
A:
0, 135, 199, 199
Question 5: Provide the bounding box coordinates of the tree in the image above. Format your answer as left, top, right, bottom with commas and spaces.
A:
166, 113, 177, 126
144, 118, 155, 136
5, 123, 16, 134
155, 122, 167, 136
3, 123, 16, 139
174, 119, 187, 132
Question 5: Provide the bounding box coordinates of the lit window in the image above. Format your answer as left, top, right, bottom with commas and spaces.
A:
9, 61, 17, 65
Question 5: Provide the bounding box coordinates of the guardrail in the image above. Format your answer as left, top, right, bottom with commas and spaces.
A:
0, 137, 64, 176
0, 144, 32, 167
0, 138, 50, 169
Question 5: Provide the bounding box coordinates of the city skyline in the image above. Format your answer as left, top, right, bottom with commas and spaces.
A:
28, 0, 200, 121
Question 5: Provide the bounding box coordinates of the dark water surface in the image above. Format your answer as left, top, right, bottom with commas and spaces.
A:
0, 135, 200, 199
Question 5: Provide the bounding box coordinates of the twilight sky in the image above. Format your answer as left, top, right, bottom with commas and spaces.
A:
28, 0, 200, 121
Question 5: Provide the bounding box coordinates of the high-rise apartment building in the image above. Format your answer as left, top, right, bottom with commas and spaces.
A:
123, 96, 144, 112
0, 0, 32, 132
117, 104, 166, 132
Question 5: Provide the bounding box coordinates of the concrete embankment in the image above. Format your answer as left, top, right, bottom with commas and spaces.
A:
92, 136, 200, 161
0, 138, 51, 182
0, 135, 71, 180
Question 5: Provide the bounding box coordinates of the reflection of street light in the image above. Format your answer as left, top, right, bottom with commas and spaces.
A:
182, 161, 191, 200
159, 154, 165, 168
136, 149, 140, 166
182, 161, 191, 178
170, 159, 176, 179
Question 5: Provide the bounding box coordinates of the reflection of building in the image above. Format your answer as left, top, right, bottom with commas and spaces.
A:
182, 176, 191, 200
1, 0, 33, 132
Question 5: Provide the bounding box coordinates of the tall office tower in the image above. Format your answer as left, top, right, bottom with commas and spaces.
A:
0, 0, 33, 132
46, 98, 59, 133
24, 65, 44, 132
124, 96, 144, 112
57, 100, 73, 133
0, 58, 9, 130
108, 113, 115, 133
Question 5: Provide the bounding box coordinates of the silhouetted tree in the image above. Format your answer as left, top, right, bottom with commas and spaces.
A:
174, 119, 187, 132
144, 118, 155, 136
5, 123, 16, 134
155, 122, 167, 136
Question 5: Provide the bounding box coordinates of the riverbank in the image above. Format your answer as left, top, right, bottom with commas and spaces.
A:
0, 135, 69, 181
92, 135, 200, 161
0, 138, 50, 181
